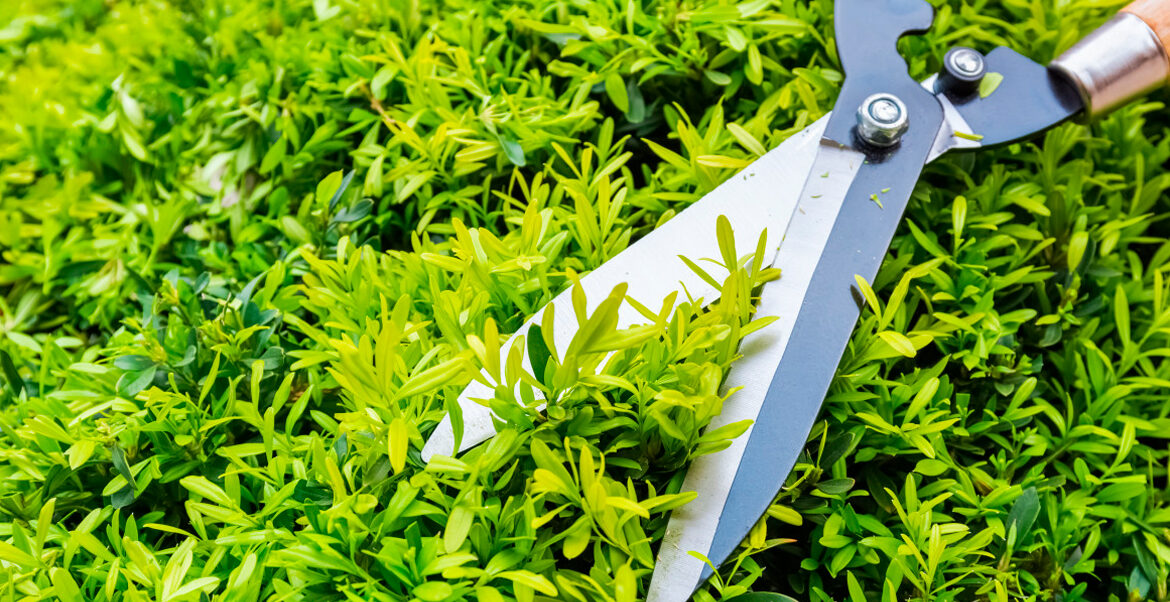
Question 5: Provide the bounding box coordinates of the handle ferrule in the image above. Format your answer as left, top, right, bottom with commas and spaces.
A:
1050, 8, 1169, 119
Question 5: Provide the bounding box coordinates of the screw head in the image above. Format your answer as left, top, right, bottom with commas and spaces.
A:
937, 47, 986, 97
948, 48, 985, 76
856, 93, 909, 148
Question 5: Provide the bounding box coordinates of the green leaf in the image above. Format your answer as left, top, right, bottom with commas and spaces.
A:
952, 195, 967, 242
0, 540, 40, 568
114, 355, 155, 371
877, 331, 916, 358
746, 44, 763, 85
109, 443, 137, 508
179, 476, 234, 508
626, 79, 646, 123
820, 432, 856, 468
527, 324, 552, 386
727, 123, 766, 156
604, 73, 629, 113
914, 459, 949, 476
816, 478, 855, 495
846, 571, 867, 602
259, 133, 287, 174
853, 275, 881, 314
716, 214, 737, 270
315, 171, 344, 208
498, 570, 558, 596
499, 136, 527, 167
172, 57, 196, 86
121, 125, 148, 161
724, 26, 747, 51
0, 350, 25, 398
393, 355, 472, 401
1068, 231, 1089, 270
562, 517, 591, 559
388, 416, 409, 475
1115, 285, 1131, 344
332, 198, 374, 223
118, 366, 157, 397
166, 577, 220, 600
615, 562, 636, 602
50, 567, 83, 601
414, 582, 453, 601
1006, 487, 1040, 547
704, 70, 732, 86
6, 332, 41, 353
979, 71, 1004, 98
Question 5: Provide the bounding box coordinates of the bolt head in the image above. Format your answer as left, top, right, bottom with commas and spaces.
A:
937, 47, 986, 97
948, 48, 985, 76
856, 93, 909, 147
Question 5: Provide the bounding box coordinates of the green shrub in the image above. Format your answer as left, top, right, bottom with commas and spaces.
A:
1, 0, 1169, 600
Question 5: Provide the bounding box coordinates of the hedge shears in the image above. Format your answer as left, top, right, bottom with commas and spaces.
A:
423, 0, 1170, 598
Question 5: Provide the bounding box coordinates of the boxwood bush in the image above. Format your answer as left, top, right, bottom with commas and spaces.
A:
2, 0, 1169, 600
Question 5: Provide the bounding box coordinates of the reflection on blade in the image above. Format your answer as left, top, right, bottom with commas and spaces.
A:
921, 74, 981, 163
421, 117, 830, 462
646, 141, 864, 602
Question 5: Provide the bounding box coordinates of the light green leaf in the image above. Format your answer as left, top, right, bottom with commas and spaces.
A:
604, 73, 629, 113
979, 71, 1004, 98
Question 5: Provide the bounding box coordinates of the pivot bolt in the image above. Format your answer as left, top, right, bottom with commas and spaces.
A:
937, 47, 986, 97
856, 93, 909, 148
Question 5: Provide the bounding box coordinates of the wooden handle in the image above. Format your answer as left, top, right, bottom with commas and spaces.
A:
1125, 0, 1170, 57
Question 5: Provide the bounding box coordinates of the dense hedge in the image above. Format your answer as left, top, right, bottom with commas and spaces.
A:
2, 0, 1169, 600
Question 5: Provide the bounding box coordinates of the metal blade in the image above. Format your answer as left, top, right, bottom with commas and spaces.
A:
646, 141, 864, 602
926, 47, 1083, 162
953, 47, 1082, 147
678, 87, 945, 602
421, 116, 833, 462
922, 74, 982, 162
649, 44, 1080, 598
648, 0, 950, 589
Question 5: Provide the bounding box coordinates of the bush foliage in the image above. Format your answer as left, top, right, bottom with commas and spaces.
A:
2, 0, 1170, 600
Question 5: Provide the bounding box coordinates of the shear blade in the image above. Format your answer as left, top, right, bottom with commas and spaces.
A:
646, 141, 864, 602
421, 117, 832, 462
